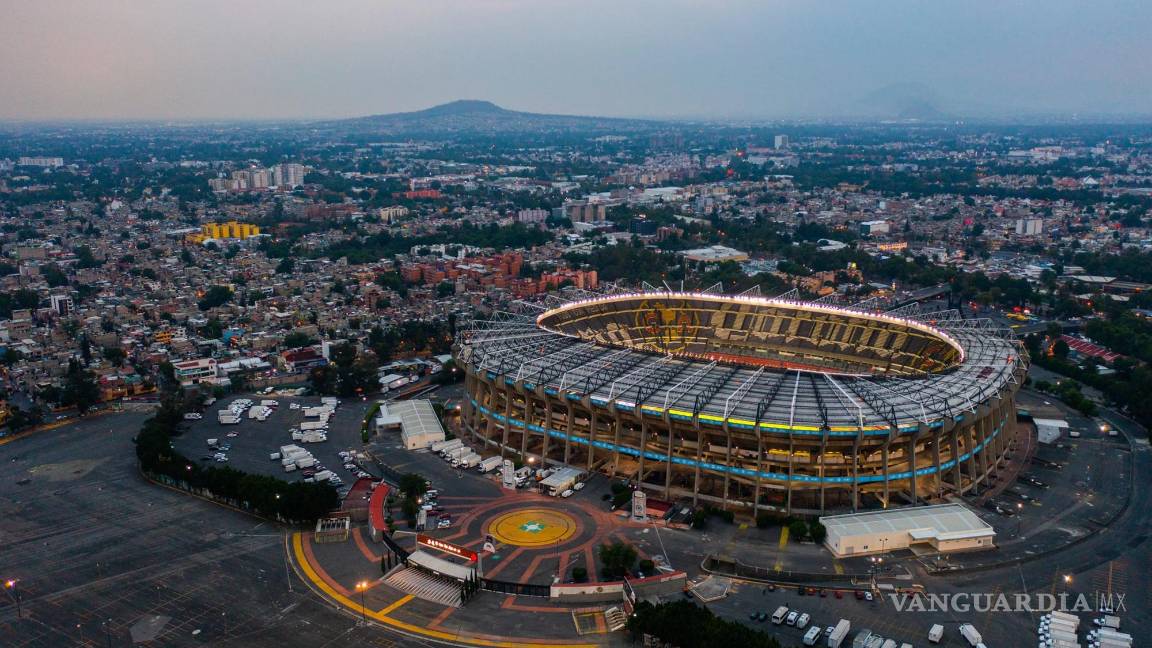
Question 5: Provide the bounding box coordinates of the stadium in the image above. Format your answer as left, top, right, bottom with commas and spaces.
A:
456, 289, 1027, 514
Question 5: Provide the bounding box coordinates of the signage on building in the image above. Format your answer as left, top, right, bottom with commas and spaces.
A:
631, 490, 647, 521
416, 534, 478, 562
501, 459, 516, 490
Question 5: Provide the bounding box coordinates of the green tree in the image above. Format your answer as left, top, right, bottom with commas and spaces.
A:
101, 347, 126, 367
198, 285, 234, 311
598, 541, 638, 580
275, 257, 295, 274
61, 359, 101, 414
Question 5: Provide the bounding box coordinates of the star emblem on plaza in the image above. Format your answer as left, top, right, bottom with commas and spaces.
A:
519, 521, 546, 534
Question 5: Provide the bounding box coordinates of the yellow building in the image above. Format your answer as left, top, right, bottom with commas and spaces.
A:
187, 221, 261, 243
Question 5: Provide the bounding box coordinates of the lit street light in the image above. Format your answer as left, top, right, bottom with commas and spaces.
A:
355, 580, 370, 626
4, 579, 22, 620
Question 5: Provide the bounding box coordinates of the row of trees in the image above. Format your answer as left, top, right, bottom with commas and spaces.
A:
135, 395, 339, 523
627, 600, 782, 648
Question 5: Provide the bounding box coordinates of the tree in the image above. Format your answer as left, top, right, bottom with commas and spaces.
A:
61, 359, 101, 414
571, 566, 588, 583
598, 541, 638, 580
275, 257, 295, 274
788, 519, 808, 541
398, 473, 428, 499
282, 332, 316, 349
808, 520, 827, 544
1053, 339, 1070, 359
198, 285, 233, 311
101, 347, 126, 367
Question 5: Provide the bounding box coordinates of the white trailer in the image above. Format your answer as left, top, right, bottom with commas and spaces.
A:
459, 454, 482, 469
313, 470, 335, 482
827, 619, 850, 648
478, 456, 502, 473
958, 624, 981, 647
299, 421, 327, 431
295, 456, 317, 469
927, 624, 943, 644
284, 464, 297, 472
437, 439, 464, 456
445, 446, 469, 461
301, 432, 327, 443
430, 439, 457, 453
321, 397, 339, 406
1048, 611, 1080, 628
218, 415, 240, 425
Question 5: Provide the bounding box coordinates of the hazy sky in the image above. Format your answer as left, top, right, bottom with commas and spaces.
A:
2, 0, 1149, 121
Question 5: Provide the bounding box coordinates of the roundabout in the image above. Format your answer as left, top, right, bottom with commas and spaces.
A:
487, 508, 579, 548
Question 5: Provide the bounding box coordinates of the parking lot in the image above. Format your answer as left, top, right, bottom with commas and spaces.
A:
171, 394, 375, 494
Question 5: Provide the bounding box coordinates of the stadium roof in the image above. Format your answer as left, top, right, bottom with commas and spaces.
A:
458, 289, 1025, 433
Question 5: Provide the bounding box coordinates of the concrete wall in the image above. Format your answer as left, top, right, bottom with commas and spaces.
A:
549, 572, 687, 604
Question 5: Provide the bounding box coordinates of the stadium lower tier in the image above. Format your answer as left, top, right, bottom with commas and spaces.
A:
462, 369, 1020, 514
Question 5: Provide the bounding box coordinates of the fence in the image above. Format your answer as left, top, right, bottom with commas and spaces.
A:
480, 578, 550, 598
703, 555, 870, 584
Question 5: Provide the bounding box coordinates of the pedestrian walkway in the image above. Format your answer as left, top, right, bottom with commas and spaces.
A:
384, 567, 463, 607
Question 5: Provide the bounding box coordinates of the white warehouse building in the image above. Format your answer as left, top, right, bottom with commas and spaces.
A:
819, 503, 995, 558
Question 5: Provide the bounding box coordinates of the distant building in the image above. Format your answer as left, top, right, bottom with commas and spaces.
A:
18, 156, 64, 168
773, 135, 790, 149
187, 221, 261, 244
629, 216, 658, 236
172, 358, 219, 386
271, 163, 306, 188
681, 245, 749, 263
49, 294, 73, 317
859, 220, 891, 236
1015, 218, 1043, 236
379, 206, 409, 223
557, 200, 607, 223
516, 208, 548, 224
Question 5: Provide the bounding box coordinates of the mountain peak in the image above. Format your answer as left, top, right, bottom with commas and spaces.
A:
416, 100, 509, 117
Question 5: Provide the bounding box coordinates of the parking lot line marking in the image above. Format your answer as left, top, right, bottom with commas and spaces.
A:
778, 526, 789, 550
377, 594, 414, 616
833, 562, 844, 575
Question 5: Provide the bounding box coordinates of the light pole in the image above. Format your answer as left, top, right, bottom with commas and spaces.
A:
102, 618, 113, 648
1016, 503, 1024, 536
4, 579, 21, 620
355, 581, 369, 626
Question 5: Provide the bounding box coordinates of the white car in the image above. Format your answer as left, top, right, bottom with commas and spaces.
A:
795, 613, 810, 629
785, 611, 799, 626
573, 482, 585, 491
560, 489, 574, 498
183, 413, 202, 420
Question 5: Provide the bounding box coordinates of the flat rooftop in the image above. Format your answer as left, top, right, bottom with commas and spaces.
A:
389, 399, 445, 441
821, 503, 994, 541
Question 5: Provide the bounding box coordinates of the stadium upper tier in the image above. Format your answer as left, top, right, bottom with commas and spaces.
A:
458, 291, 1025, 434
536, 294, 964, 376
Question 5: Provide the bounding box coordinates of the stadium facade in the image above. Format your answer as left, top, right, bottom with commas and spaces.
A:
456, 290, 1027, 514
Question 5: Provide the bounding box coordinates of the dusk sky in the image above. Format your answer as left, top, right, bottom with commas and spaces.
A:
2, 0, 1149, 121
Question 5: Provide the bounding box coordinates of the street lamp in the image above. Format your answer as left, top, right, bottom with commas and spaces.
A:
4, 579, 21, 620
1063, 574, 1072, 585
355, 581, 370, 626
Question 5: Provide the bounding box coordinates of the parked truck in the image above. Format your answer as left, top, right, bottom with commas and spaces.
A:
295, 456, 317, 469
927, 624, 943, 644
958, 624, 981, 647
459, 454, 482, 469
431, 439, 457, 453
313, 470, 335, 482
445, 446, 470, 461
437, 439, 464, 456
478, 456, 502, 473
299, 420, 327, 431
827, 619, 850, 648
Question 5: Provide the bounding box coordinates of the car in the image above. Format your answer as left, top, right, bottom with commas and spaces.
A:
748, 612, 759, 621
437, 518, 452, 529
215, 456, 229, 463
785, 611, 798, 626
824, 625, 834, 636
818, 588, 827, 597
806, 587, 817, 595
795, 613, 810, 629
864, 591, 874, 602
834, 590, 843, 599
854, 590, 866, 600
757, 612, 767, 622
226, 432, 238, 437
573, 482, 585, 491
766, 583, 777, 592
560, 489, 574, 498
302, 469, 316, 477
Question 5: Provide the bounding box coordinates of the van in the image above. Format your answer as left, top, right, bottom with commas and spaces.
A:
928, 625, 943, 643
770, 606, 788, 625
802, 626, 821, 646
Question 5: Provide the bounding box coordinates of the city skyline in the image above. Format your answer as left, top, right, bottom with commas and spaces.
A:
2, 0, 1151, 122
